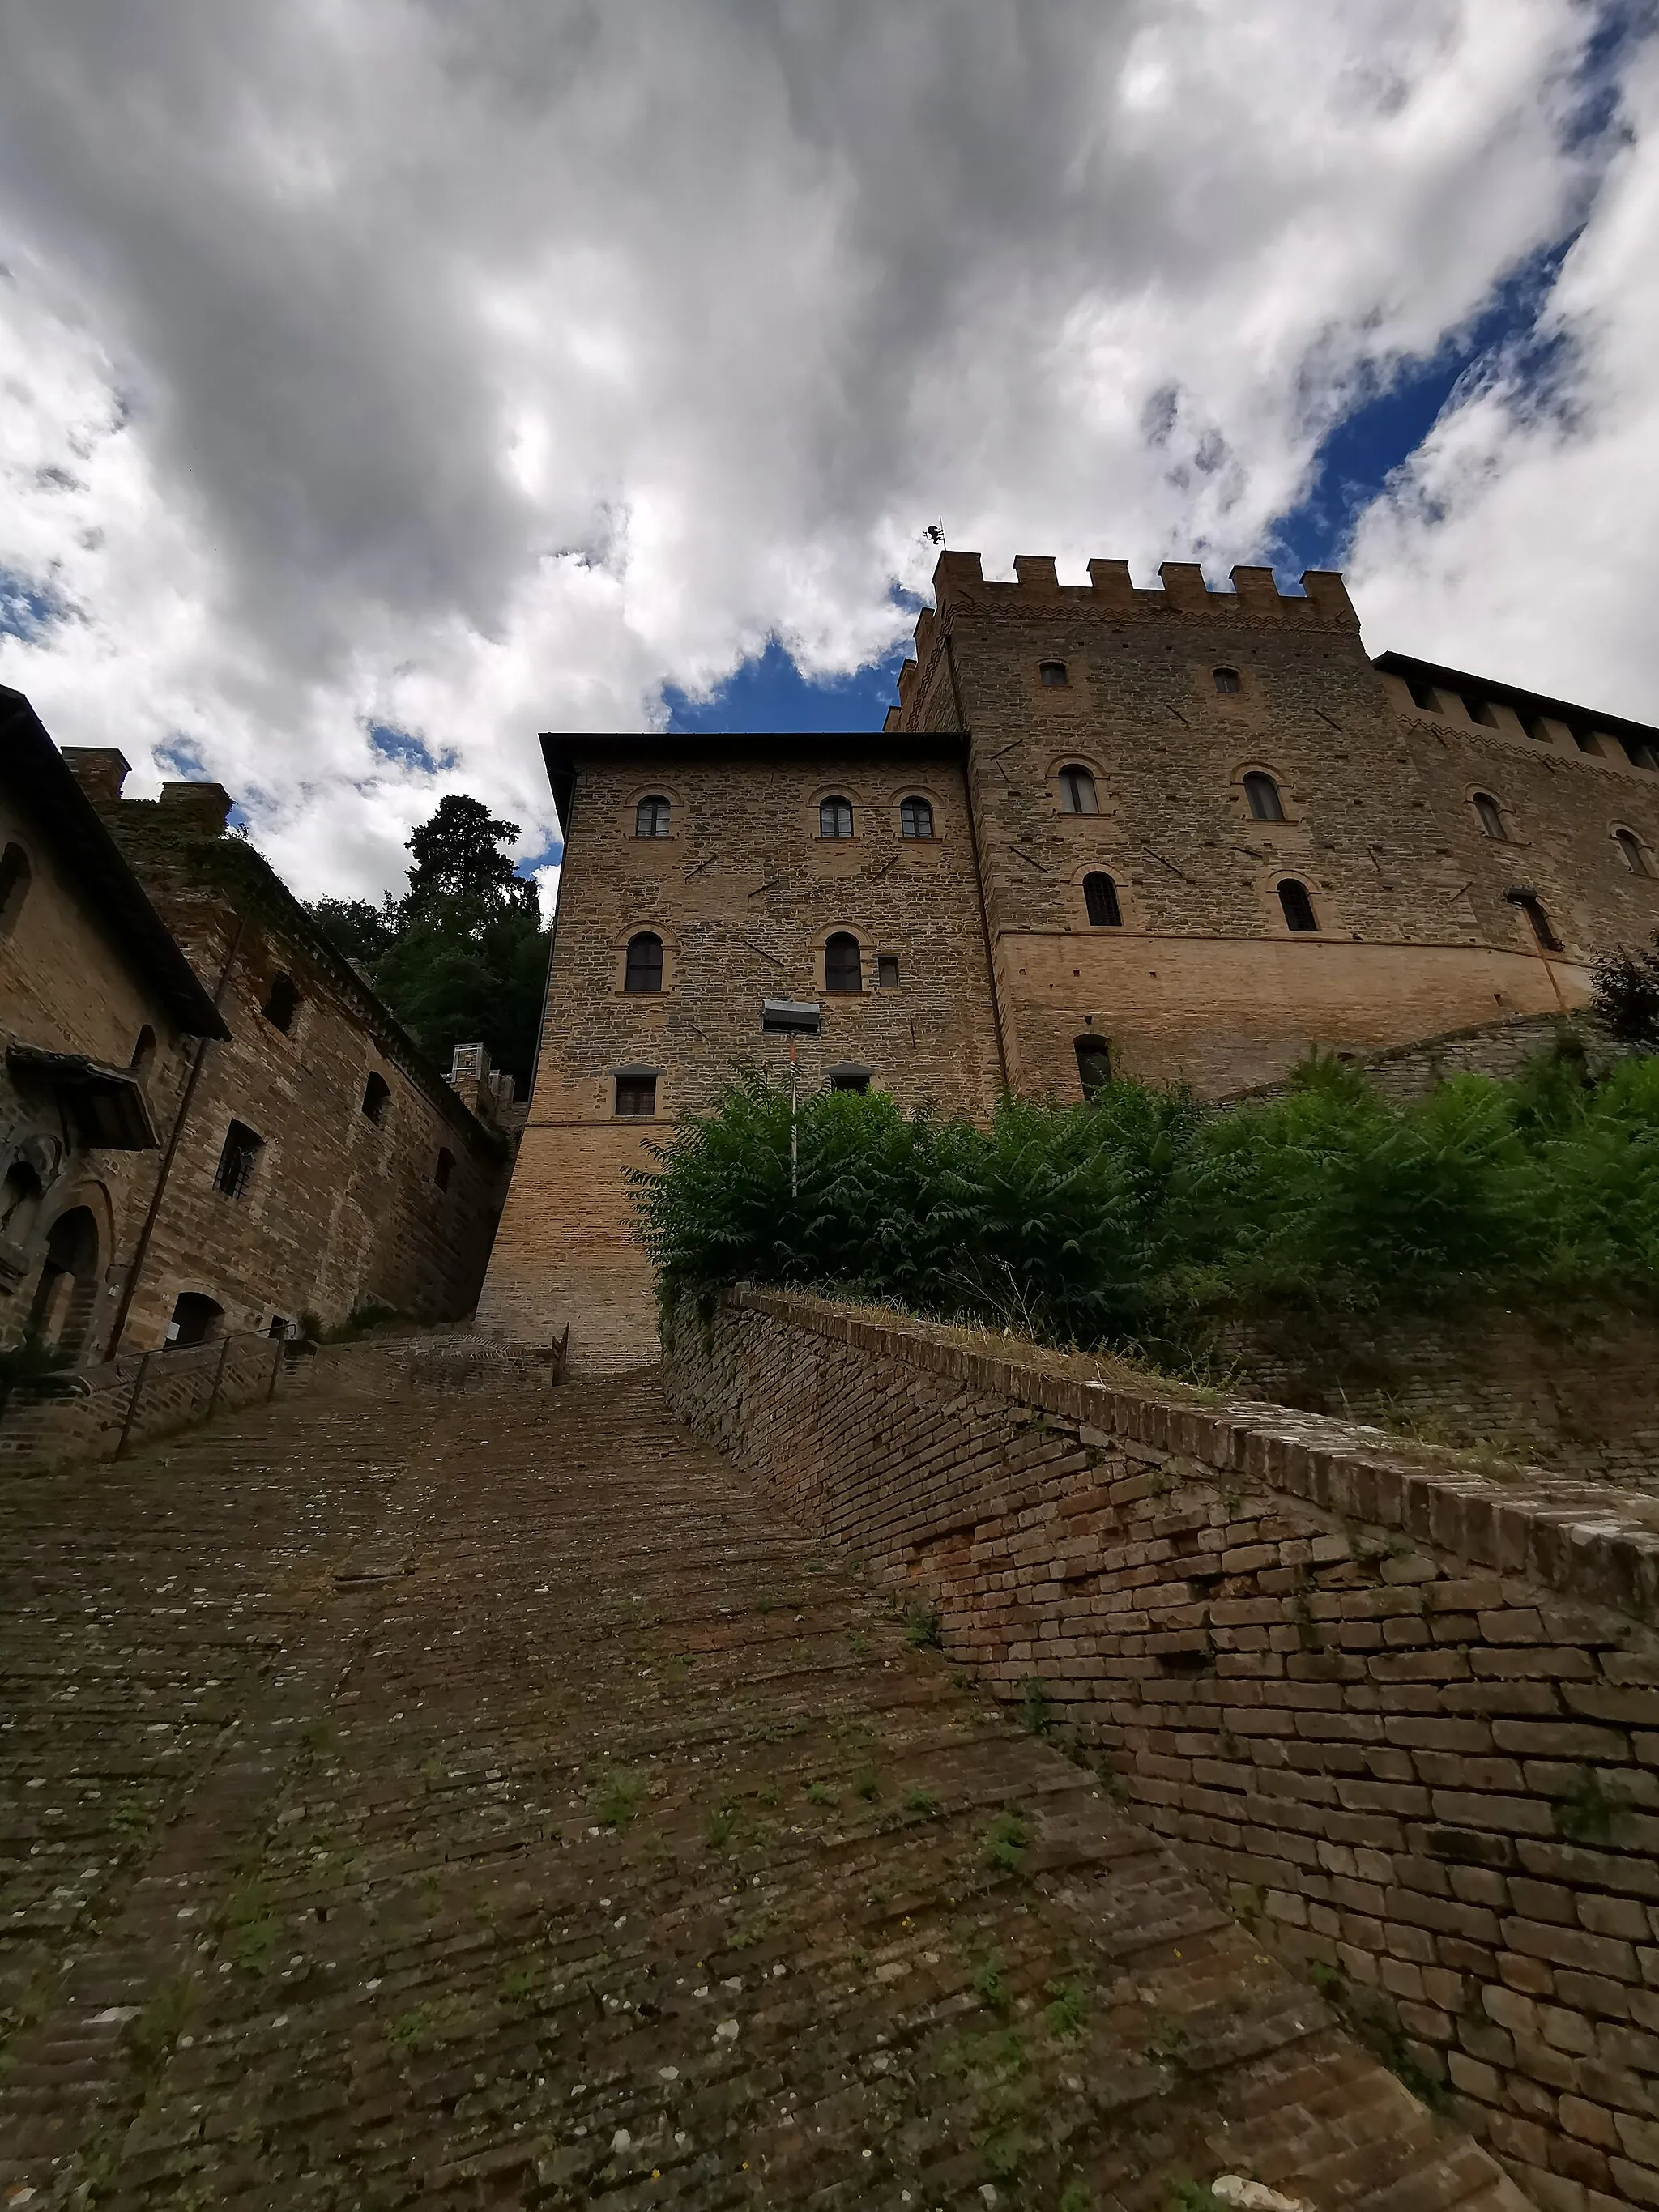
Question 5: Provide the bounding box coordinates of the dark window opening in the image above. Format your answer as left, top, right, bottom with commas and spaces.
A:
1278, 880, 1318, 932
1059, 765, 1098, 815
876, 954, 900, 989
267, 1314, 291, 1339
625, 931, 664, 992
130, 1025, 157, 1072
899, 795, 933, 839
1406, 676, 1439, 711
213, 1119, 263, 1196
1075, 1036, 1112, 1097
829, 1070, 870, 1093
825, 932, 862, 992
434, 1147, 455, 1190
819, 796, 853, 838
1213, 667, 1242, 694
1083, 872, 1122, 927
0, 842, 31, 936
1625, 739, 1659, 772
1511, 892, 1562, 952
1, 1158, 43, 1237
262, 973, 300, 1032
1520, 714, 1551, 742
1464, 696, 1498, 727
167, 1291, 224, 1348
29, 1205, 100, 1357
1473, 793, 1507, 841
615, 1074, 657, 1118
1039, 661, 1069, 688
361, 1073, 390, 1125
635, 794, 672, 837
1243, 772, 1284, 821
1569, 724, 1600, 754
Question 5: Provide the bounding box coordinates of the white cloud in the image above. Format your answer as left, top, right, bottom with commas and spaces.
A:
0, 1, 1644, 901
1348, 31, 1659, 723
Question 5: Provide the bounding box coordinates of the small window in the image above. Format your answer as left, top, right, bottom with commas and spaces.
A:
625, 931, 664, 992
1520, 713, 1550, 743
167, 1291, 224, 1347
1243, 772, 1284, 822
0, 842, 31, 936
267, 1315, 291, 1339
635, 795, 672, 838
1512, 893, 1562, 952
899, 796, 934, 839
819, 796, 854, 839
434, 1147, 455, 1190
829, 1070, 870, 1093
825, 932, 862, 992
1473, 793, 1507, 841
1075, 1036, 1111, 1096
615, 1073, 657, 1118
1277, 880, 1318, 933
1059, 766, 1098, 816
130, 1025, 157, 1072
1625, 739, 1659, 772
261, 972, 300, 1032
1464, 696, 1499, 728
213, 1119, 263, 1197
1084, 872, 1122, 927
361, 1073, 390, 1124
876, 954, 900, 989
1213, 667, 1242, 695
1039, 662, 1068, 688
1406, 676, 1439, 712
1568, 724, 1600, 755
1615, 829, 1649, 876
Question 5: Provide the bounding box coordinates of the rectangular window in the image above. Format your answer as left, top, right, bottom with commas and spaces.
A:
1406, 676, 1439, 712
615, 1075, 657, 1118
876, 955, 900, 989
214, 1119, 263, 1197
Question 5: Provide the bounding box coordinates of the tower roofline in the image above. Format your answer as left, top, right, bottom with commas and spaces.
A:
1374, 650, 1658, 749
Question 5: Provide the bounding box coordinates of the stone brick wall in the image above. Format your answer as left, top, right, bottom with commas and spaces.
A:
0, 1331, 300, 1472
479, 737, 1003, 1369
1222, 1012, 1636, 1107
664, 1285, 1659, 2212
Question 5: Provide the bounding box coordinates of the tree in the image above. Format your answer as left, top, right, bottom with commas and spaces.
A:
305, 796, 549, 1088
1593, 934, 1659, 1047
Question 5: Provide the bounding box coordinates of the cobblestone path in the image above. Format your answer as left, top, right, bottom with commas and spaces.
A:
1, 1361, 1527, 2212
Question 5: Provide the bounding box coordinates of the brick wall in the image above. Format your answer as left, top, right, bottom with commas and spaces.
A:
664, 1286, 1659, 2212
0, 1331, 301, 1473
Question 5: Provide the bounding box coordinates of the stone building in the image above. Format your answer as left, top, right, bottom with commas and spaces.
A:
0, 683, 511, 1366
1, 688, 228, 1362
480, 548, 1659, 1373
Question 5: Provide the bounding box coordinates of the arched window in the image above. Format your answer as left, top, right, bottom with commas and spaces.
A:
166, 1291, 224, 1349
1277, 880, 1318, 933
130, 1025, 157, 1072
1084, 872, 1122, 927
824, 932, 862, 992
1511, 892, 1562, 951
1615, 829, 1650, 876
261, 973, 300, 1032
819, 796, 854, 839
361, 1074, 390, 1126
30, 1206, 100, 1357
899, 796, 933, 839
1058, 766, 1098, 816
1243, 772, 1284, 822
434, 1148, 455, 1191
1039, 661, 1069, 688
625, 931, 664, 992
1473, 793, 1508, 841
1213, 667, 1242, 695
0, 842, 31, 936
635, 795, 671, 838
1075, 1036, 1111, 1096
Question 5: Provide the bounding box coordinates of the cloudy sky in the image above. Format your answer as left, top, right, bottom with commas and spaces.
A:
2, 1, 1655, 911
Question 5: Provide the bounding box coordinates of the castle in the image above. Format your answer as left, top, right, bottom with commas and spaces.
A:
480, 547, 1659, 1371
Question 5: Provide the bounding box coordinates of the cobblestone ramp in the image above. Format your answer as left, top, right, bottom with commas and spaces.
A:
0, 1366, 1531, 2212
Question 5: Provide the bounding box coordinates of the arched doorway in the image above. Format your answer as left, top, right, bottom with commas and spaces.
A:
28, 1207, 101, 1359
167, 1292, 224, 1348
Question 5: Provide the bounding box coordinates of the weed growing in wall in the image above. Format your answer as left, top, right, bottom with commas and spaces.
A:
633, 1041, 1659, 1358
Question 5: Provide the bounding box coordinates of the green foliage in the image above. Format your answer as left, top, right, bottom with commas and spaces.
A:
595, 1773, 643, 1829
902, 1602, 944, 1649
1555, 1765, 1630, 1843
635, 1041, 1659, 1356
306, 793, 548, 1085
1593, 932, 1659, 1046
979, 1808, 1031, 1876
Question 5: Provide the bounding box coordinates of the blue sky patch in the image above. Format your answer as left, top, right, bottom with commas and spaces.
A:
369, 722, 457, 776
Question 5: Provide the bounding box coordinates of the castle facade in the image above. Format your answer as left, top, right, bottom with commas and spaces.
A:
480, 550, 1659, 1370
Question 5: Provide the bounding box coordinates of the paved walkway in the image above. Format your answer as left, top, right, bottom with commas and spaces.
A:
0, 1357, 1525, 2211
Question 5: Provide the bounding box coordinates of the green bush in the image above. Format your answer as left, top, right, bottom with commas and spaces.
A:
632, 1038, 1659, 1359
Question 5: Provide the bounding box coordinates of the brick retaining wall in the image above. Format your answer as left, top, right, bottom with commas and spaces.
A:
663, 1286, 1659, 2212
0, 1332, 299, 1473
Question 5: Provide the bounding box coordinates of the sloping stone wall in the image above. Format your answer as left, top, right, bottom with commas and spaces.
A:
0, 1332, 300, 1473
664, 1286, 1659, 2212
